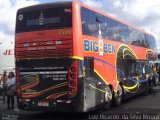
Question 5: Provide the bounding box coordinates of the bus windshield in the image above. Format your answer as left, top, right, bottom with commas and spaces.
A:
16, 4, 72, 33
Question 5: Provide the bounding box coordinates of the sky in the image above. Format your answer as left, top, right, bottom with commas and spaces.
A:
0, 0, 160, 48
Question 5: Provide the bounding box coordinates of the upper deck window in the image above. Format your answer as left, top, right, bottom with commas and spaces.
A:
81, 7, 156, 50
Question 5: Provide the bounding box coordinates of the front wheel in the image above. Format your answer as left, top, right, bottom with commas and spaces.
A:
113, 84, 123, 107
103, 85, 113, 110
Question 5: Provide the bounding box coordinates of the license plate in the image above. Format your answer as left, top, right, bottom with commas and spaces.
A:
38, 102, 49, 107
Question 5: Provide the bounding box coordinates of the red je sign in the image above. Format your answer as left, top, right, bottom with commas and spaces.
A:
3, 49, 14, 56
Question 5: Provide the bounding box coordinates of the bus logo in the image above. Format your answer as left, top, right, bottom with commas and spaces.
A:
84, 39, 116, 54
18, 14, 23, 21
39, 12, 44, 25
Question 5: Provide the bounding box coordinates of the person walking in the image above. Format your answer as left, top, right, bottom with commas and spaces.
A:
0, 71, 8, 102
5, 72, 16, 110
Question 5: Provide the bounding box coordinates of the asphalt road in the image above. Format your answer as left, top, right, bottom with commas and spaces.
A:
1, 86, 160, 120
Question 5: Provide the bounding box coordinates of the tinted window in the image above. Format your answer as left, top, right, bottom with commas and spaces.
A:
81, 7, 99, 37
81, 7, 156, 50
105, 18, 124, 42
123, 59, 136, 77
147, 35, 157, 51
16, 5, 72, 33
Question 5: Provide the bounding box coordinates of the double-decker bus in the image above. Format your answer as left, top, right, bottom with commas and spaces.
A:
15, 2, 157, 112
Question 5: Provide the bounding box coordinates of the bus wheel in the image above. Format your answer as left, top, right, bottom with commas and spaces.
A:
103, 86, 112, 110
113, 84, 123, 107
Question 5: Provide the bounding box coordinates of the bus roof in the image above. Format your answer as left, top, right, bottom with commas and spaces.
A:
17, 2, 72, 13
17, 1, 154, 37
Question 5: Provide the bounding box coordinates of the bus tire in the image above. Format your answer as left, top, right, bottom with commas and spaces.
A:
103, 85, 113, 110
113, 84, 123, 107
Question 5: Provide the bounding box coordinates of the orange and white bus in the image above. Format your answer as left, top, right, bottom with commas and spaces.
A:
15, 2, 157, 112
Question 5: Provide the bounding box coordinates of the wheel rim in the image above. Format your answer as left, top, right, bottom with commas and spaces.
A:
117, 85, 122, 103
105, 86, 112, 103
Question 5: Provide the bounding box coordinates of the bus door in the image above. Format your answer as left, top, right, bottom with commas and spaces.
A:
84, 57, 104, 110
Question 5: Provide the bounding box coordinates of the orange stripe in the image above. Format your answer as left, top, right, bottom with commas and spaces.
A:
46, 91, 68, 100
22, 82, 68, 98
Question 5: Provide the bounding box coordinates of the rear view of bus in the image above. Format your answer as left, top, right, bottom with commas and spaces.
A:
15, 2, 79, 111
